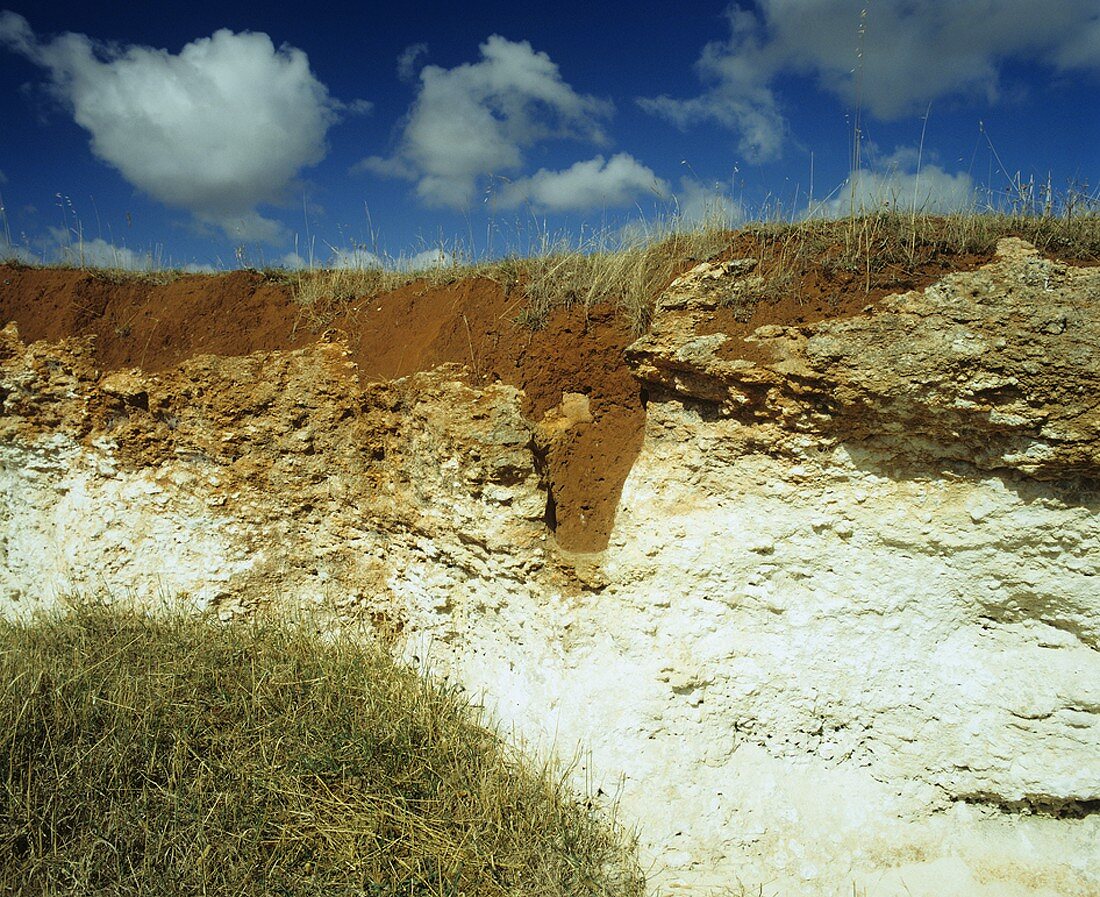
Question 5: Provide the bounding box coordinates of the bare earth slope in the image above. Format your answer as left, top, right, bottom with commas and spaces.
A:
0, 240, 994, 551
1, 240, 1098, 896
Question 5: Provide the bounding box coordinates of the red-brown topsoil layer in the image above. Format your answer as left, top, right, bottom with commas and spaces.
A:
0, 265, 644, 551
0, 248, 992, 550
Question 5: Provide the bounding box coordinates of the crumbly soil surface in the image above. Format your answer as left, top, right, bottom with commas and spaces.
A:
0, 265, 644, 550
0, 245, 995, 550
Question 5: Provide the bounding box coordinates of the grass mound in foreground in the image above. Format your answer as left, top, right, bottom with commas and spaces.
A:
0, 606, 644, 897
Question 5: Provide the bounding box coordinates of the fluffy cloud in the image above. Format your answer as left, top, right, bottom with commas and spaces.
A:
0, 235, 36, 264
0, 11, 347, 242
277, 251, 311, 270
397, 43, 429, 82
401, 248, 453, 271
328, 246, 385, 270
299, 246, 452, 272
674, 176, 747, 227
639, 91, 785, 166
493, 153, 667, 213
55, 236, 153, 269
34, 227, 156, 268
360, 35, 617, 210
816, 148, 977, 217
0, 225, 219, 269
640, 0, 1100, 163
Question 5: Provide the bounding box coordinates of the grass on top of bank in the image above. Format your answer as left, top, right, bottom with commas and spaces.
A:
6, 207, 1099, 336
286, 209, 1100, 333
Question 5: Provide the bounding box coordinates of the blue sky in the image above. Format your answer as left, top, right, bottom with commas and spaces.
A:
1, 1, 1097, 270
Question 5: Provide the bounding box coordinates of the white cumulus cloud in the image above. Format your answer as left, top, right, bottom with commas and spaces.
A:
816, 147, 977, 217
328, 246, 385, 270
0, 11, 347, 242
674, 176, 747, 227
640, 0, 1100, 163
43, 227, 153, 269
397, 43, 429, 82
60, 237, 153, 269
281, 246, 452, 272
493, 153, 667, 213
359, 35, 616, 210
0, 236, 36, 264
400, 248, 453, 271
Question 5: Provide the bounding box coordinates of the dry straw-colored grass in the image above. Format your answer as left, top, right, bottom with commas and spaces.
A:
286, 219, 735, 335
0, 604, 644, 897
9, 208, 1098, 337
759, 209, 1100, 277
285, 210, 1100, 336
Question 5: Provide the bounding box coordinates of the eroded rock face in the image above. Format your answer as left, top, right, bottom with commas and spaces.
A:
628, 238, 1100, 480
2, 241, 1099, 897
594, 403, 1100, 894
0, 324, 547, 619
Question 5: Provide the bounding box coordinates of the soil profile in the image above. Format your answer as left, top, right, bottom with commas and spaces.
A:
0, 242, 995, 550
0, 265, 643, 551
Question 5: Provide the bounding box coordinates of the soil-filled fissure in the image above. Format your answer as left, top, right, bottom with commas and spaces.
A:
0, 246, 995, 550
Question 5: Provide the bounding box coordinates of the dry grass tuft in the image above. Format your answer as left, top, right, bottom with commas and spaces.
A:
780, 210, 1100, 273
284, 210, 1099, 337
516, 225, 733, 334
286, 220, 734, 335
689, 210, 1100, 317
0, 603, 644, 897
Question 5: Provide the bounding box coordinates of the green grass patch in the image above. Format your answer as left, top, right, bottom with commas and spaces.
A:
0, 604, 644, 897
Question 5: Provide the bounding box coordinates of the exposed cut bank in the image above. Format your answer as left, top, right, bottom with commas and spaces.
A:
0, 230, 999, 551
1, 227, 1099, 896
0, 264, 645, 551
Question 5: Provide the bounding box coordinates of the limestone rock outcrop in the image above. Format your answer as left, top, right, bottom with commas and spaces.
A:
628, 238, 1100, 480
